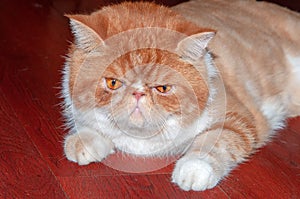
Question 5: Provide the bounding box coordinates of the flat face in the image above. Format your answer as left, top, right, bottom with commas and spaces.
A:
72, 48, 209, 137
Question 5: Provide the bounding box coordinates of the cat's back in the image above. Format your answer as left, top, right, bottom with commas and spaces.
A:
173, 0, 300, 82
173, 0, 300, 54
174, 1, 299, 90
173, 0, 300, 121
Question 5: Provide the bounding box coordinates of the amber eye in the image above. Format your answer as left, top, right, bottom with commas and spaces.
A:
105, 78, 123, 90
155, 85, 172, 93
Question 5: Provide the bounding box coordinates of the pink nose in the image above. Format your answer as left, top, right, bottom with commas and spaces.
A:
132, 92, 145, 101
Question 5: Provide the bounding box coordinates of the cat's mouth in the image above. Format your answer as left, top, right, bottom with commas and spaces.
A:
111, 105, 167, 139
129, 107, 145, 128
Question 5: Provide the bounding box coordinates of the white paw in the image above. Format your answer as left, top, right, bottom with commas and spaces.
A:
172, 156, 219, 191
64, 128, 114, 165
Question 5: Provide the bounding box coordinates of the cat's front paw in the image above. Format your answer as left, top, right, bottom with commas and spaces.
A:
172, 156, 219, 191
64, 128, 114, 165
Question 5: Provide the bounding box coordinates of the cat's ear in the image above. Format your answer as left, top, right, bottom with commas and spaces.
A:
176, 31, 215, 61
66, 15, 105, 52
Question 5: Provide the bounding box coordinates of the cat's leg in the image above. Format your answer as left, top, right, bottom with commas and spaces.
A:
172, 113, 258, 191
64, 127, 115, 165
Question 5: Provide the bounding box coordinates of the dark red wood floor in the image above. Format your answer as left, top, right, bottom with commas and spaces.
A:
0, 0, 299, 198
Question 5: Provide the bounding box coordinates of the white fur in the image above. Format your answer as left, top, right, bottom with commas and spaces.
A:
61, 61, 75, 129
172, 154, 219, 191
260, 54, 300, 131
131, 80, 144, 91
286, 55, 300, 91
111, 107, 213, 156
70, 103, 212, 156
203, 52, 218, 104
260, 97, 287, 131
286, 55, 300, 101
62, 51, 219, 159
286, 54, 300, 69
64, 127, 114, 165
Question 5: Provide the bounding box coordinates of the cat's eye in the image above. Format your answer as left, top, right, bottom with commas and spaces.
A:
155, 85, 172, 93
105, 78, 123, 90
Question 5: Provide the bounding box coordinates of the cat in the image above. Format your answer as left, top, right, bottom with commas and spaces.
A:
62, 0, 300, 191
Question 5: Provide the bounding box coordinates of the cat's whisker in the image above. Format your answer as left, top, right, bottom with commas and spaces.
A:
61, 0, 300, 191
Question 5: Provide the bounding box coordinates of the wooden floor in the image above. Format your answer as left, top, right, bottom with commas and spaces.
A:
1, 0, 299, 198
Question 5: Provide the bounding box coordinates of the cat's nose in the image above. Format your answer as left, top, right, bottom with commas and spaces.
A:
132, 91, 145, 101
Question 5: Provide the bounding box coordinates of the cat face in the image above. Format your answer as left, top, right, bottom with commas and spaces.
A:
93, 49, 209, 137
65, 6, 215, 138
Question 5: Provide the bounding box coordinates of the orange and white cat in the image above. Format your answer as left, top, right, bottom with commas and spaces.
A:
62, 0, 300, 191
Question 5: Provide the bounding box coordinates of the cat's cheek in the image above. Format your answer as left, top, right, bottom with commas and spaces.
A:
171, 155, 220, 191
95, 87, 113, 106
154, 93, 181, 114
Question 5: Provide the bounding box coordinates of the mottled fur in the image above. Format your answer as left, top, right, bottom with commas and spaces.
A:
62, 0, 300, 191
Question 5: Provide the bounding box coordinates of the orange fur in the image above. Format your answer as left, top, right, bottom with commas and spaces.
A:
62, 1, 300, 191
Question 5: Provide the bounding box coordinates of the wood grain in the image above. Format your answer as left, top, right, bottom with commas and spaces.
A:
0, 91, 67, 198
58, 174, 229, 198
0, 0, 299, 198
220, 129, 300, 198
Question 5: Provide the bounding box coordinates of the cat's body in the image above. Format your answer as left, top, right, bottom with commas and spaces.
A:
62, 0, 300, 191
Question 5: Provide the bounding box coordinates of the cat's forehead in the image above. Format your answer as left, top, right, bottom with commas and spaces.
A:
131, 79, 144, 90
104, 63, 179, 85
102, 49, 193, 82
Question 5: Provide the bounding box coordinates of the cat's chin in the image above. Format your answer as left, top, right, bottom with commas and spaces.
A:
113, 108, 170, 139
128, 107, 145, 128
115, 122, 163, 139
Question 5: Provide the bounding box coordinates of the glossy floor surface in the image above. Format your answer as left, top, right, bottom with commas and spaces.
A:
0, 0, 299, 198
